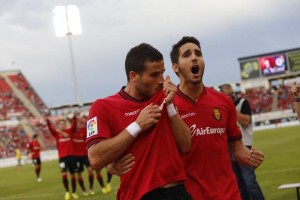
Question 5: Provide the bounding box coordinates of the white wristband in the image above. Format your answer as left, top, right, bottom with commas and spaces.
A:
166, 103, 177, 117
126, 122, 141, 138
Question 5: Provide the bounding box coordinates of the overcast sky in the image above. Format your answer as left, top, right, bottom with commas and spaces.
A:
0, 0, 299, 107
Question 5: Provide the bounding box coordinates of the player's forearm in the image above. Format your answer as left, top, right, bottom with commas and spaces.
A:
229, 139, 250, 166
169, 115, 191, 154
46, 120, 55, 135
88, 131, 135, 170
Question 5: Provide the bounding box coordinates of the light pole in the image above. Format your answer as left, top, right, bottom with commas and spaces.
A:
53, 5, 82, 106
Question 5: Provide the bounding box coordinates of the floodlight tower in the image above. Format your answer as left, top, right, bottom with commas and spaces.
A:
53, 5, 82, 106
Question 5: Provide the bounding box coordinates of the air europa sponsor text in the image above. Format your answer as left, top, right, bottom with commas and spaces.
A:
190, 124, 225, 137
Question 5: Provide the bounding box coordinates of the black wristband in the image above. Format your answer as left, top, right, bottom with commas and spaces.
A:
295, 98, 300, 102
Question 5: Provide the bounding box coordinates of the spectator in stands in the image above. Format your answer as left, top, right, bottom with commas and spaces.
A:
291, 82, 300, 118
27, 134, 42, 182
46, 116, 79, 200
220, 83, 265, 200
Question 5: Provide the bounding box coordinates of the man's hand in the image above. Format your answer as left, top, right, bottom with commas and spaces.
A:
163, 75, 177, 105
107, 154, 135, 176
135, 103, 162, 131
249, 148, 264, 169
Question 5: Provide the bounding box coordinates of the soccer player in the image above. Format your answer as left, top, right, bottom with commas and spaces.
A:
169, 36, 264, 200
291, 82, 300, 118
86, 43, 192, 200
74, 114, 113, 195
73, 114, 92, 196
108, 37, 265, 200
46, 116, 79, 200
27, 134, 42, 182
15, 147, 22, 168
95, 169, 113, 193
220, 84, 265, 200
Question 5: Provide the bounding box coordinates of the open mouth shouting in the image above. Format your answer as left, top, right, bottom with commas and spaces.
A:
191, 65, 199, 74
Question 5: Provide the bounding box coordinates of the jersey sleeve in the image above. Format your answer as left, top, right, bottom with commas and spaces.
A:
241, 99, 252, 116
227, 97, 242, 142
86, 99, 112, 149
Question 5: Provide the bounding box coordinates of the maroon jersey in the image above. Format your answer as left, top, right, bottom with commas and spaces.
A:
28, 140, 41, 159
46, 117, 76, 158
73, 126, 87, 156
86, 88, 186, 200
175, 87, 242, 200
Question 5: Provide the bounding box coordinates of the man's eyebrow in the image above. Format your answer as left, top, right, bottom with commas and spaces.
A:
182, 49, 191, 55
195, 49, 201, 53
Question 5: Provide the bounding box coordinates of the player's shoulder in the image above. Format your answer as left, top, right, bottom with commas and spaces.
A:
91, 93, 120, 106
206, 86, 229, 99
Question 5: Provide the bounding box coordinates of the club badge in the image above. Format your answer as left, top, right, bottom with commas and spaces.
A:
213, 108, 222, 121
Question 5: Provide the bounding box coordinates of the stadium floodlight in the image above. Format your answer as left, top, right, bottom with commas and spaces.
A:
53, 5, 82, 37
53, 5, 82, 106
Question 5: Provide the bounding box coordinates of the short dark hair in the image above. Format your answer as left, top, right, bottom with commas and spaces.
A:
219, 84, 231, 92
125, 43, 163, 82
32, 134, 38, 139
170, 36, 201, 64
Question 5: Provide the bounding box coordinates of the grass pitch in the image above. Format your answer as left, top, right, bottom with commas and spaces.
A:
0, 160, 119, 200
0, 125, 299, 200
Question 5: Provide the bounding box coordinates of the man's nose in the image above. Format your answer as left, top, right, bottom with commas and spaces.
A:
191, 52, 198, 60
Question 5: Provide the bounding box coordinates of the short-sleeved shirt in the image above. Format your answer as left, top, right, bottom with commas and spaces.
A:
28, 140, 41, 159
86, 88, 186, 200
175, 86, 242, 200
73, 126, 87, 157
235, 98, 252, 116
235, 98, 253, 146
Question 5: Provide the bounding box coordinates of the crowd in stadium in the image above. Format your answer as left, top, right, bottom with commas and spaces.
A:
0, 125, 29, 158
0, 75, 33, 120
240, 84, 294, 114
8, 73, 48, 116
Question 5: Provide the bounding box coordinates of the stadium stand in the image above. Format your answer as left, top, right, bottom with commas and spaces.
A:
8, 73, 48, 116
240, 84, 295, 114
0, 70, 92, 159
0, 70, 54, 158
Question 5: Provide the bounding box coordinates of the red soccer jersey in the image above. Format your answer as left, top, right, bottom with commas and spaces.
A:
73, 126, 87, 156
86, 88, 186, 200
28, 140, 41, 159
46, 118, 76, 158
175, 87, 242, 200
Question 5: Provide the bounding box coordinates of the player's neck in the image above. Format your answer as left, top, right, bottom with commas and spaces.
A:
124, 85, 145, 101
179, 82, 203, 102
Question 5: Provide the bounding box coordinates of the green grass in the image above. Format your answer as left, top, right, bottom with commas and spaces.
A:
0, 125, 299, 200
0, 161, 119, 200
254, 125, 300, 200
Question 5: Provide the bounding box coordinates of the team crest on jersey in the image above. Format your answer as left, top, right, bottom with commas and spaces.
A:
213, 108, 222, 121
87, 117, 98, 138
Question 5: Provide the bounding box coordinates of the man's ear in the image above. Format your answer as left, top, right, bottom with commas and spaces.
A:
172, 63, 179, 74
128, 71, 139, 82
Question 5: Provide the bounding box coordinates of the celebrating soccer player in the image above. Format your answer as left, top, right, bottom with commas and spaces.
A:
27, 134, 42, 182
